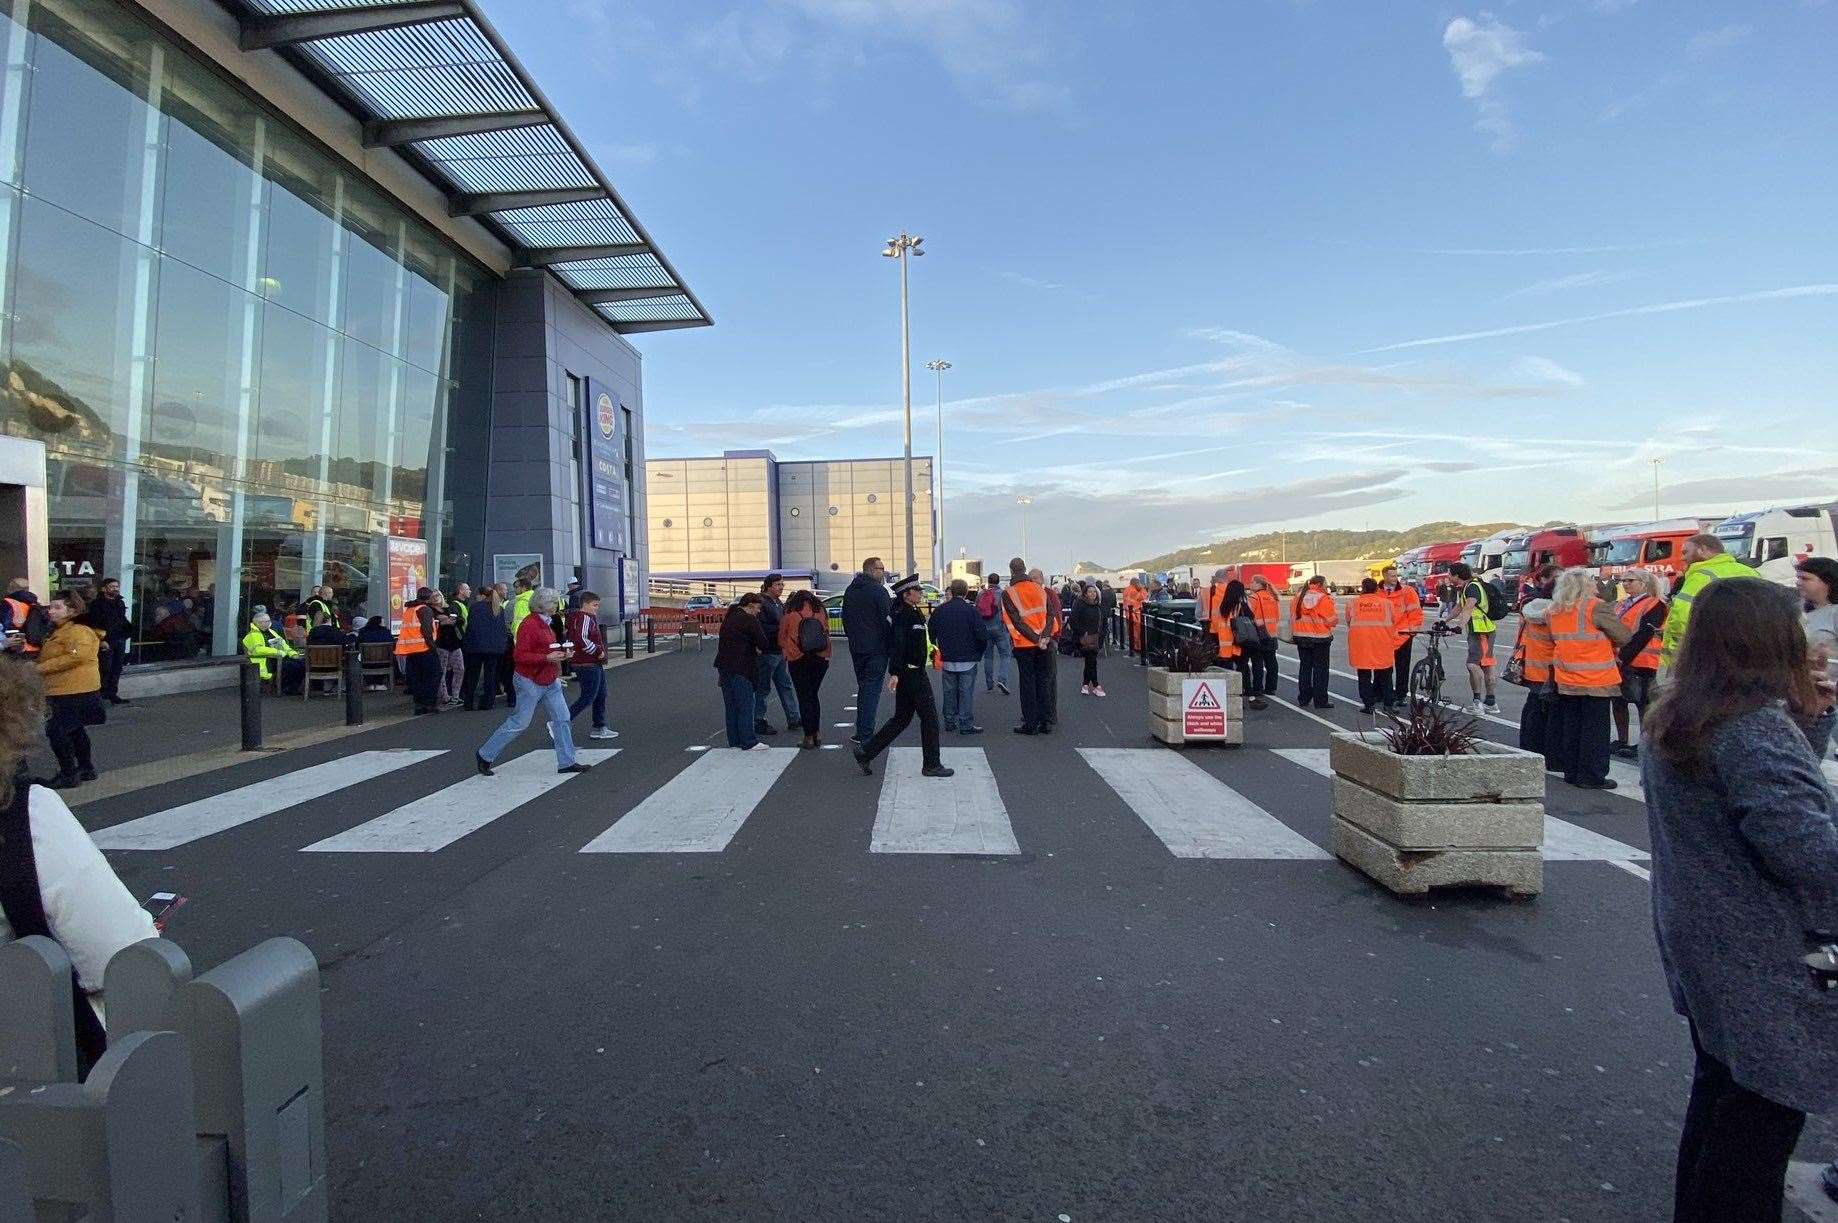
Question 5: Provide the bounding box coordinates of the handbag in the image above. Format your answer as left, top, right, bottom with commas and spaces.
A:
1077, 631, 1101, 651
1230, 612, 1261, 647
1503, 643, 1527, 687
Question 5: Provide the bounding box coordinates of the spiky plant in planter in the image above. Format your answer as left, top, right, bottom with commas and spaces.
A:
1379, 700, 1482, 756
1150, 635, 1218, 675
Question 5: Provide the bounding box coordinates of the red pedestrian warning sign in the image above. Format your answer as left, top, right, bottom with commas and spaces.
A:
1181, 678, 1227, 738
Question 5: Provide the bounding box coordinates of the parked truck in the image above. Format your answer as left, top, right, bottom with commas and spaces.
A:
1287, 559, 1368, 594
1590, 517, 1716, 587
1712, 501, 1838, 585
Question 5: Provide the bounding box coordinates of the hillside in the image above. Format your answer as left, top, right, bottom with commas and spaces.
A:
1128, 522, 1524, 573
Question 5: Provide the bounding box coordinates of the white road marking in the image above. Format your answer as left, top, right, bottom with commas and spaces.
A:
1270, 747, 1649, 866
1261, 695, 1347, 734
304, 751, 617, 852
1606, 759, 1646, 800
1078, 748, 1328, 859
686, 745, 710, 752
93, 751, 446, 850
868, 747, 1019, 855
581, 748, 796, 853
1275, 645, 1520, 729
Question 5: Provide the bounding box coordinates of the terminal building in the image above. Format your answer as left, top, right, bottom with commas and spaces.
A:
646, 450, 935, 595
0, 0, 708, 664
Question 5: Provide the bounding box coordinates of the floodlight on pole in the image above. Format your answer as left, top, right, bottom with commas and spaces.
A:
883, 232, 925, 578
1651, 457, 1663, 520
1017, 494, 1033, 559
926, 359, 952, 582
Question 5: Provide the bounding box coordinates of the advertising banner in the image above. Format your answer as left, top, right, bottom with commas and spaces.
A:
492, 553, 543, 589
1180, 677, 1228, 740
585, 381, 627, 554
620, 556, 641, 621
385, 536, 429, 632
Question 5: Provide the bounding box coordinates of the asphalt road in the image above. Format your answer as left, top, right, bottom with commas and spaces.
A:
72, 635, 1836, 1222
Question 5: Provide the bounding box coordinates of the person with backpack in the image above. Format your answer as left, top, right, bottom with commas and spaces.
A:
1208, 579, 1262, 710
780, 590, 832, 749
1348, 577, 1398, 714
1442, 561, 1505, 713
1246, 576, 1282, 702
976, 573, 1012, 695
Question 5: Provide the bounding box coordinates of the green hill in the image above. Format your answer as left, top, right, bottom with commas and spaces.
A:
1129, 521, 1524, 572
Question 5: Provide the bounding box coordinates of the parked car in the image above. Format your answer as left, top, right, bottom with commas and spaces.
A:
685, 594, 717, 611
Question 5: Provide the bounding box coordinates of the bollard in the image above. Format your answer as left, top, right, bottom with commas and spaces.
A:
343, 648, 364, 726
106, 938, 328, 1223
624, 619, 634, 659
646, 617, 655, 654
0, 937, 80, 1086
239, 660, 263, 751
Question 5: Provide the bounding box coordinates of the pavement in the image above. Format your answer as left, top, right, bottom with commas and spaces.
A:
69, 630, 1837, 1221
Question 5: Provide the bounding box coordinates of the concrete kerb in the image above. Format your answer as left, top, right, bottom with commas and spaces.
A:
67, 649, 670, 807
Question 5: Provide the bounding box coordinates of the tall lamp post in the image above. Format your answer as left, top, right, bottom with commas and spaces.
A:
925, 358, 951, 582
1651, 457, 1663, 520
882, 233, 925, 577
1017, 494, 1033, 559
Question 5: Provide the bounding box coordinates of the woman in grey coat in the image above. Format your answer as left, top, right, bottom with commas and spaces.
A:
1642, 578, 1838, 1223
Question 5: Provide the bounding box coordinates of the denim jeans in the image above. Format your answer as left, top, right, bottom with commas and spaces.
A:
754, 651, 800, 725
479, 673, 577, 767
721, 672, 759, 747
568, 664, 607, 728
981, 624, 1011, 690
941, 667, 977, 730
851, 651, 887, 741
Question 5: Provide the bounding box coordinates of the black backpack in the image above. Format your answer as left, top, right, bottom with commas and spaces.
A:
1474, 580, 1508, 623
797, 614, 827, 654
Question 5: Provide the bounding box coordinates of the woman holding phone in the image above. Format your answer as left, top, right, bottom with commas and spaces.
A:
475, 586, 589, 776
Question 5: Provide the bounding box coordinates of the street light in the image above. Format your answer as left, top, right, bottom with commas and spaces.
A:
1651, 457, 1663, 520
882, 233, 925, 577
1017, 494, 1033, 559
925, 358, 951, 582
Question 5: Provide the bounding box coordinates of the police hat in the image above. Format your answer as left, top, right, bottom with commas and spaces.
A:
891, 573, 922, 596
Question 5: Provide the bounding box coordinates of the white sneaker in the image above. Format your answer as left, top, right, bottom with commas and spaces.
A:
589, 727, 618, 740
746, 742, 772, 751
1465, 699, 1485, 713
1079, 684, 1091, 695
1092, 685, 1106, 698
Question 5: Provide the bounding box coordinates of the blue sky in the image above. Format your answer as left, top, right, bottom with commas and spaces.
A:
485, 0, 1838, 571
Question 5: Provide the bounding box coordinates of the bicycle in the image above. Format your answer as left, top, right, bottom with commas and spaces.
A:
1403, 621, 1462, 710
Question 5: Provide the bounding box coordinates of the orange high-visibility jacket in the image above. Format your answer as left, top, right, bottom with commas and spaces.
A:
1550, 598, 1621, 692
1518, 616, 1555, 685
394, 606, 430, 656
1385, 584, 1423, 645
1616, 595, 1664, 674
1210, 595, 1242, 661
1248, 588, 1280, 640
1121, 584, 1147, 650
1347, 593, 1397, 670
1291, 591, 1338, 641
1005, 579, 1049, 649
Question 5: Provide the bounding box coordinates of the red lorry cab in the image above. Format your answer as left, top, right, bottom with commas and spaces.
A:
1501, 527, 1586, 602
1593, 518, 1708, 587
1417, 540, 1471, 602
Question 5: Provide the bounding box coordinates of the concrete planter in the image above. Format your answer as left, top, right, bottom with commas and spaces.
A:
1328, 732, 1544, 898
1147, 667, 1244, 747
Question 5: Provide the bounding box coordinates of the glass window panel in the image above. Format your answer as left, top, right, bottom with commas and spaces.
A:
159, 55, 262, 286
261, 125, 338, 325
250, 302, 332, 492
401, 230, 449, 375
341, 187, 400, 354
5, 195, 141, 463
22, 1, 159, 240
331, 338, 385, 503
392, 365, 439, 507
147, 255, 250, 483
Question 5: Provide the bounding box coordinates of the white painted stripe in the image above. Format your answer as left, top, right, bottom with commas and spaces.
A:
869, 748, 1019, 855
93, 751, 446, 850
1262, 695, 1347, 734
581, 748, 796, 853
304, 750, 617, 853
1269, 747, 1649, 865
1606, 759, 1646, 801
1275, 644, 1521, 729
1606, 860, 1651, 882
1079, 748, 1328, 859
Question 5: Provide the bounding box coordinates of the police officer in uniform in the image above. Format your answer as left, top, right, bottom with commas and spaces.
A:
852, 575, 954, 779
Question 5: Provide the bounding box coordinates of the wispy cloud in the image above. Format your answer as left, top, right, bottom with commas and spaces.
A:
1511, 356, 1586, 388
1687, 24, 1753, 58
1442, 13, 1546, 153
1611, 467, 1838, 511
1359, 284, 1838, 354
1501, 269, 1637, 299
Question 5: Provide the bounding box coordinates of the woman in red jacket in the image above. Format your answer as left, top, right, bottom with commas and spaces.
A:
779, 590, 832, 749
475, 587, 590, 776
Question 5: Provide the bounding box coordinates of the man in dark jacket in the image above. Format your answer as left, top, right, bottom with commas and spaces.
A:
753, 573, 799, 736
853, 575, 952, 778
81, 577, 132, 704
841, 557, 892, 744
929, 580, 985, 733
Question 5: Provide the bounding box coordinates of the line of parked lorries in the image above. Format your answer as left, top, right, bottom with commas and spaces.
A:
1394, 500, 1838, 605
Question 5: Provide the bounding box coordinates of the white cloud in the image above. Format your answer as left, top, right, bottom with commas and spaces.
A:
1511, 356, 1586, 388
1501, 269, 1637, 299
1442, 13, 1546, 153
1687, 24, 1752, 58
1359, 284, 1838, 354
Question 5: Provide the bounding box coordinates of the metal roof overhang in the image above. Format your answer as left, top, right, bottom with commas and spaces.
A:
215, 0, 711, 335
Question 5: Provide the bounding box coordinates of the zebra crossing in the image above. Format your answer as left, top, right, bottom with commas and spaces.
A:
87, 742, 1653, 867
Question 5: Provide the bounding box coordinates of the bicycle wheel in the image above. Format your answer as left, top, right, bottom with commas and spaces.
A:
1407, 655, 1442, 709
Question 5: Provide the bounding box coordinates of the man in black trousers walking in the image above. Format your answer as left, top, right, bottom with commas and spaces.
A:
853, 574, 954, 778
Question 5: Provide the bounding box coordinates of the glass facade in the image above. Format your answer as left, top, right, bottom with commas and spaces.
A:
0, 0, 495, 659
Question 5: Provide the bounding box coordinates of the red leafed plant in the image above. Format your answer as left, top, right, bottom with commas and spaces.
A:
1380, 700, 1482, 756
1152, 636, 1220, 675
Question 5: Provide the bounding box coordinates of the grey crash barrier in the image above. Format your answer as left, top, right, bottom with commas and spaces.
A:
0, 934, 327, 1223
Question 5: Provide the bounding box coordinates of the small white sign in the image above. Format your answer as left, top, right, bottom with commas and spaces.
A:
1181, 677, 1228, 739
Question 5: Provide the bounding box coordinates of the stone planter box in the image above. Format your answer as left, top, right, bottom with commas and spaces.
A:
1328, 732, 1545, 898
1147, 666, 1244, 747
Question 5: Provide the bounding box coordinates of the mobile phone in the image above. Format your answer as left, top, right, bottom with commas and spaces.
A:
144, 891, 188, 932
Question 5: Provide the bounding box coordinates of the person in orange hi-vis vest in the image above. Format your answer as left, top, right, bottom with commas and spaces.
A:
1246, 576, 1281, 702
1545, 568, 1633, 790
1380, 565, 1422, 710
1290, 576, 1338, 710
1121, 577, 1147, 654
1611, 567, 1668, 758
1347, 577, 1398, 713
1512, 594, 1560, 768
1004, 559, 1054, 735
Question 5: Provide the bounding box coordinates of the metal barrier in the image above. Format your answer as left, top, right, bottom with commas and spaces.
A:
0, 934, 328, 1223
